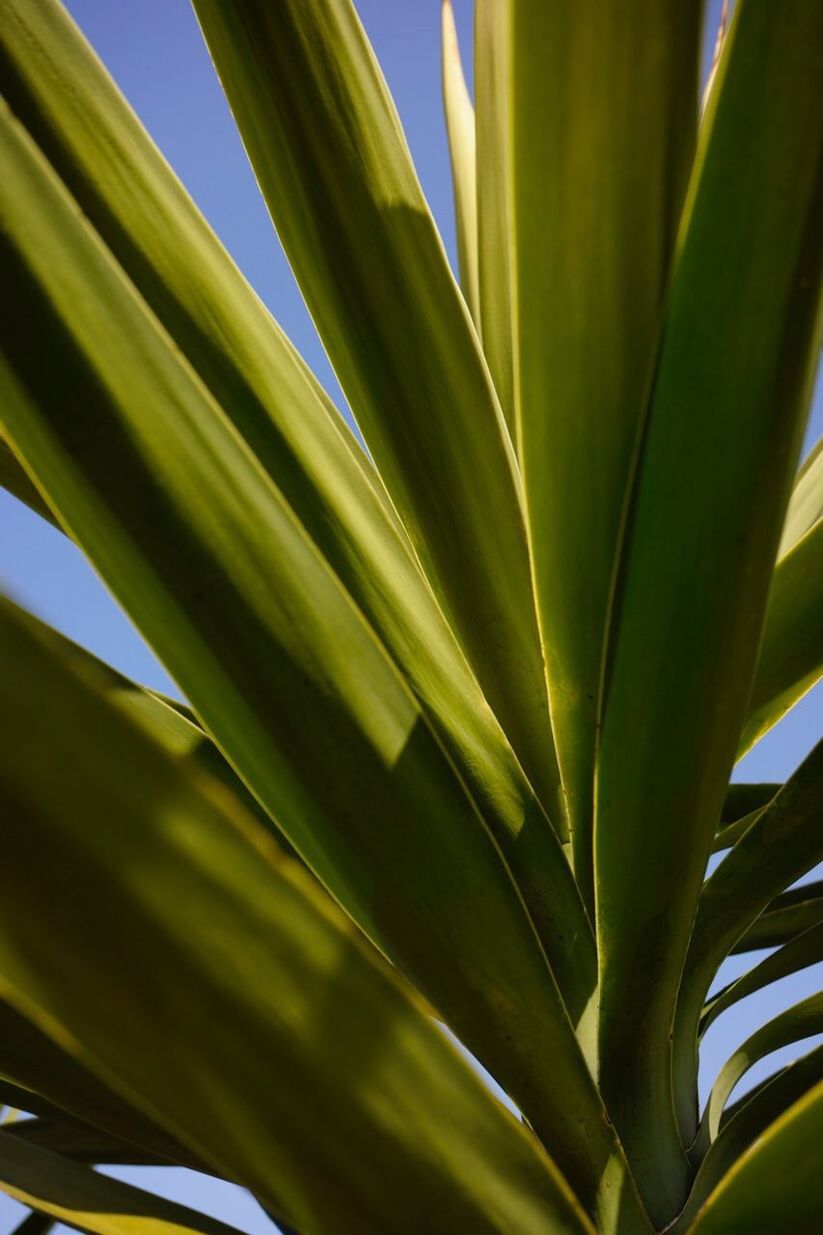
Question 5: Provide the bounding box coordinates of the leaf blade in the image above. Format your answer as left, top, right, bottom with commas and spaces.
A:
474, 0, 514, 436
593, 1, 823, 1206
510, 0, 702, 916
441, 0, 479, 325
0, 0, 579, 933
0, 597, 597, 1235
0, 1132, 245, 1235
674, 740, 823, 1132
738, 519, 823, 757
0, 109, 625, 1219
190, 0, 565, 826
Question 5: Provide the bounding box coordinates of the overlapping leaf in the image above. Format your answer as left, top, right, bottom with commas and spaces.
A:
510, 0, 701, 914
593, 2, 823, 1209
682, 1046, 823, 1222
0, 596, 597, 1235
701, 924, 823, 1034
0, 1132, 243, 1235
190, 0, 565, 827
738, 519, 823, 756
697, 993, 823, 1153
779, 435, 823, 557
675, 1082, 823, 1233
731, 881, 823, 953
674, 740, 823, 1128
0, 0, 586, 978
0, 104, 630, 1219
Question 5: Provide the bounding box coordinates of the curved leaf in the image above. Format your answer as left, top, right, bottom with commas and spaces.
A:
730, 881, 823, 954
0, 101, 612, 1177
675, 1083, 823, 1235
675, 740, 823, 1128
190, 0, 566, 828
441, 0, 479, 325
593, 1, 823, 1206
0, 1131, 244, 1235
0, 597, 599, 1235
701, 923, 823, 1035
696, 993, 823, 1154
738, 519, 823, 757
510, 0, 701, 920
0, 0, 581, 957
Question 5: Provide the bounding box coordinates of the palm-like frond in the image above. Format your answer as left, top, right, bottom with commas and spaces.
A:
0, 1, 820, 1233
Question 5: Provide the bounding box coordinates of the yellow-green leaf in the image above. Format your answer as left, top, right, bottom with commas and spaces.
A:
474, 0, 514, 439
510, 0, 701, 915
191, 0, 565, 828
0, 110, 624, 1219
441, 0, 479, 326
0, 1132, 244, 1235
0, 596, 597, 1235
0, 0, 579, 940
593, 2, 823, 1210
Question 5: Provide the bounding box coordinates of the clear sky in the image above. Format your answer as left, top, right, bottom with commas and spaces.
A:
0, 3, 820, 1233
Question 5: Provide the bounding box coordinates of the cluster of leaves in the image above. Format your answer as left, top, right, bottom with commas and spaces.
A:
0, 1, 821, 1233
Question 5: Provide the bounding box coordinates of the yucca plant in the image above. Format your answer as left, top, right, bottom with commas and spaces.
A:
0, 0, 821, 1232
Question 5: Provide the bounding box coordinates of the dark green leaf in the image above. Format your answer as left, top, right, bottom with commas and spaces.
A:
0, 0, 578, 940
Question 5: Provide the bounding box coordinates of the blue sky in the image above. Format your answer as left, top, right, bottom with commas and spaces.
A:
0, 3, 820, 1233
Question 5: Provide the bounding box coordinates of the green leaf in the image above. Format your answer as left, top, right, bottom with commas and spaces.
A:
0, 597, 599, 1235
510, 0, 701, 917
474, 0, 514, 436
681, 1046, 823, 1224
0, 434, 59, 529
0, 101, 610, 1185
3, 1117, 186, 1169
738, 518, 823, 757
0, 0, 580, 954
0, 1003, 202, 1173
593, 1, 823, 1210
10, 1213, 53, 1235
674, 740, 823, 1135
696, 993, 823, 1155
731, 881, 823, 953
441, 0, 479, 326
19, 612, 308, 865
0, 1130, 246, 1235
720, 782, 779, 826
779, 434, 823, 557
713, 782, 778, 853
701, 924, 823, 1035
190, 0, 566, 828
